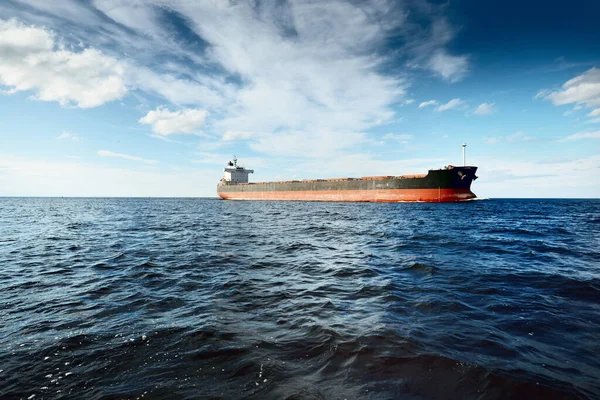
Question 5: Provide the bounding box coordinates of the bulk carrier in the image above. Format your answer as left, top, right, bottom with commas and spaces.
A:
217, 145, 478, 203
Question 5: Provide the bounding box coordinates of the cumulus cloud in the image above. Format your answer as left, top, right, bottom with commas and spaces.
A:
139, 107, 208, 135
436, 98, 465, 112
537, 67, 600, 108
418, 100, 438, 108
0, 19, 127, 108
472, 102, 496, 115
97, 150, 157, 165
558, 130, 600, 142
0, 18, 233, 110
56, 131, 80, 141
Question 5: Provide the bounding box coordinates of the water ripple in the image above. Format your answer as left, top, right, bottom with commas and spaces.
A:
0, 198, 599, 399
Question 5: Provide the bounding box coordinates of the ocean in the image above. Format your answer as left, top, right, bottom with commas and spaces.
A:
0, 198, 599, 399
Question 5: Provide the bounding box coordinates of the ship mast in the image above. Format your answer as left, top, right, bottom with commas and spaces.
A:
462, 143, 467, 166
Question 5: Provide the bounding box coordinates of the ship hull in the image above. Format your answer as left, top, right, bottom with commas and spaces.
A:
217, 166, 478, 203
218, 187, 475, 202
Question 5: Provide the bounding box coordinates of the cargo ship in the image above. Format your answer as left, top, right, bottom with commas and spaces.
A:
217, 149, 478, 203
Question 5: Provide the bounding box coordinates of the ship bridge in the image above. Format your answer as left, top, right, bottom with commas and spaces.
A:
221, 156, 254, 184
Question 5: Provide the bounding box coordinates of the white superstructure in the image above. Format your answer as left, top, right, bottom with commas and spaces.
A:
221, 156, 254, 184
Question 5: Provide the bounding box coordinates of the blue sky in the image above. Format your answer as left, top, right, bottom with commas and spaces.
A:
0, 0, 599, 197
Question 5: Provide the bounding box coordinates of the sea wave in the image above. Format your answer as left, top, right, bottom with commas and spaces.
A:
0, 197, 598, 399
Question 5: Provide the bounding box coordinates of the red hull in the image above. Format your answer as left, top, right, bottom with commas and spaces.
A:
218, 188, 476, 202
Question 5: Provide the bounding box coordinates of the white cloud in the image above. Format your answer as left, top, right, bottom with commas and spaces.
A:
472, 102, 496, 115
0, 1, 473, 183
0, 2, 469, 160
507, 131, 531, 142
0, 19, 127, 108
222, 131, 256, 141
0, 18, 234, 110
383, 133, 413, 141
418, 100, 438, 108
588, 108, 600, 117
404, 18, 470, 83
131, 68, 235, 109
104, 1, 407, 155
139, 107, 208, 135
250, 130, 366, 158
56, 131, 80, 141
436, 98, 465, 112
427, 50, 469, 83
97, 150, 157, 165
558, 130, 600, 142
191, 152, 267, 169
0, 154, 216, 197
473, 154, 600, 198
483, 136, 502, 144
537, 67, 600, 108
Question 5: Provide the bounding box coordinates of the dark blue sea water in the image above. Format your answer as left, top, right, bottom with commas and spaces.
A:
1, 198, 599, 400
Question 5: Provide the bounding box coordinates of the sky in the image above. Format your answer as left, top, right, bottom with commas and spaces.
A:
0, 0, 599, 198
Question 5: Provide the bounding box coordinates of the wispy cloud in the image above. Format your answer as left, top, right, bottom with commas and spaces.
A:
536, 67, 600, 109
139, 107, 208, 135
57, 131, 80, 141
588, 108, 600, 117
418, 100, 438, 108
383, 133, 413, 141
223, 131, 257, 141
472, 102, 496, 115
558, 130, 600, 142
483, 136, 502, 144
436, 98, 465, 112
405, 18, 470, 82
0, 154, 216, 197
507, 132, 531, 142
475, 155, 600, 198
0, 0, 469, 160
427, 51, 469, 83
97, 150, 157, 165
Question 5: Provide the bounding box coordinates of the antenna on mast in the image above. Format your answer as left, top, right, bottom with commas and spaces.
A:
462, 143, 467, 166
